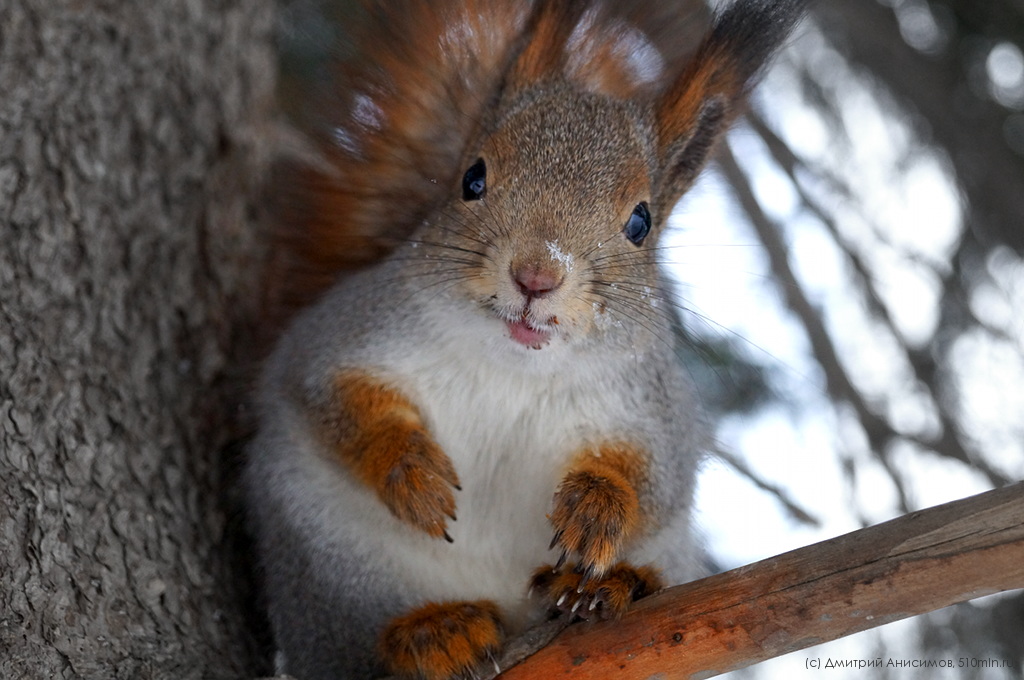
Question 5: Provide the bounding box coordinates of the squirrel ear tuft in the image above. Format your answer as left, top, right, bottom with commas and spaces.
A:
509, 1, 590, 86
654, 0, 806, 213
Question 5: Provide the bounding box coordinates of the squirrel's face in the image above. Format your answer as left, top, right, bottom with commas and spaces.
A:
435, 89, 668, 353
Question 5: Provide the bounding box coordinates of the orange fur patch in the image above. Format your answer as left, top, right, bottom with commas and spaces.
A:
530, 561, 663, 620
508, 2, 581, 85
657, 43, 741, 145
326, 372, 460, 539
548, 444, 648, 577
379, 600, 504, 680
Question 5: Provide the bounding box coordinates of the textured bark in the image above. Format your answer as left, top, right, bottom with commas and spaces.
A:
0, 1, 275, 678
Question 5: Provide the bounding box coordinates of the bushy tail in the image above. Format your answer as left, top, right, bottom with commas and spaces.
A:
271, 0, 533, 313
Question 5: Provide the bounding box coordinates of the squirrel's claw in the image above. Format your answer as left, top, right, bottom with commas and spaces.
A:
529, 562, 663, 622
576, 564, 596, 593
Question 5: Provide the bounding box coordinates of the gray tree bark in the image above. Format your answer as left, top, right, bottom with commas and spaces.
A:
1, 1, 276, 677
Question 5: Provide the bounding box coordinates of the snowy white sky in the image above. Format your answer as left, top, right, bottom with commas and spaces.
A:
664, 16, 1024, 678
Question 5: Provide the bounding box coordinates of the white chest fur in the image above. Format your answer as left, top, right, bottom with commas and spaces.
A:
357, 325, 634, 628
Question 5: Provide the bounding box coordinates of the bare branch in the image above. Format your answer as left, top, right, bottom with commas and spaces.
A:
715, 446, 821, 527
743, 112, 1011, 488
498, 482, 1024, 679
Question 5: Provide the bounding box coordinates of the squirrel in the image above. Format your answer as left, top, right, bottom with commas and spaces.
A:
244, 1, 805, 678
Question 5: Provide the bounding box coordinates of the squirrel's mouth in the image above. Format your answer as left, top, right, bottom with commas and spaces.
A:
505, 317, 554, 349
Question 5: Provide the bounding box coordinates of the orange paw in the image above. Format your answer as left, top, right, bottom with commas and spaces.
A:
372, 424, 460, 540
548, 453, 642, 578
530, 562, 662, 621
379, 601, 504, 680
328, 372, 460, 540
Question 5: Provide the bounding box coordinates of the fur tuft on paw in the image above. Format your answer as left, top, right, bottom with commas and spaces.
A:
379, 600, 504, 680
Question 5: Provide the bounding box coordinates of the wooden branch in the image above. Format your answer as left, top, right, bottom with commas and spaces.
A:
497, 482, 1024, 679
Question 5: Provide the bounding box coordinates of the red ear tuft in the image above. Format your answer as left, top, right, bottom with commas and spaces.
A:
510, 1, 689, 99
654, 0, 806, 213
508, 1, 589, 87
656, 43, 740, 155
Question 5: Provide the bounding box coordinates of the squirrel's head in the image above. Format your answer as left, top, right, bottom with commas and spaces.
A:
448, 86, 653, 351
418, 0, 805, 354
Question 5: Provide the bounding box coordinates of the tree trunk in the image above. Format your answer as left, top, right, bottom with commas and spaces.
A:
0, 1, 275, 677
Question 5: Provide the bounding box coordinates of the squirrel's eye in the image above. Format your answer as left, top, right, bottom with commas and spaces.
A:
462, 158, 486, 201
624, 202, 651, 245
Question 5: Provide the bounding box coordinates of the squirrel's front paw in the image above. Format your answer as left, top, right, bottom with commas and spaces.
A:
548, 463, 640, 578
374, 425, 460, 541
530, 562, 662, 621
327, 372, 461, 540
379, 600, 503, 680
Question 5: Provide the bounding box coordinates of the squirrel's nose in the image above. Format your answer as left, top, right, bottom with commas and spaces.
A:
512, 265, 563, 299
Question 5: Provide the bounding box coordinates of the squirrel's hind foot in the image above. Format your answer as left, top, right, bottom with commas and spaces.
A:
529, 561, 663, 621
379, 600, 503, 680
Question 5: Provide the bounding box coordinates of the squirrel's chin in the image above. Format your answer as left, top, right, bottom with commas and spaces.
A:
505, 319, 553, 349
